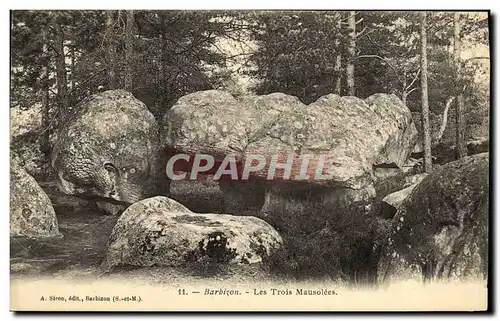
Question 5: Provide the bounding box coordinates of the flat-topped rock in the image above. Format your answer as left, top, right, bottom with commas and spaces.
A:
162, 90, 417, 189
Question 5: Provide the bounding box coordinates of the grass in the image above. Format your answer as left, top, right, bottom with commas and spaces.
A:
253, 186, 385, 285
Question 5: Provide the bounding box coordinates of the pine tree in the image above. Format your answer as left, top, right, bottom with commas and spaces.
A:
454, 12, 467, 159
124, 10, 135, 91
346, 11, 356, 96
105, 10, 117, 89
420, 11, 433, 172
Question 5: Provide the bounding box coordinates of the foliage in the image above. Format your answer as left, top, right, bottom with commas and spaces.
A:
10, 10, 490, 282
11, 10, 247, 118
245, 10, 489, 125
12, 10, 489, 125
263, 190, 380, 282
247, 11, 343, 103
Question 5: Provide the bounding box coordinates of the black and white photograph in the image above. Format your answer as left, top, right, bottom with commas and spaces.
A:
9, 9, 491, 312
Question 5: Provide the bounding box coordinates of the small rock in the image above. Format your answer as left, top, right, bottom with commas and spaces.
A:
103, 196, 283, 271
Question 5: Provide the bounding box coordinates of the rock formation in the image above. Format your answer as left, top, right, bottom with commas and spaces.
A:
10, 161, 61, 238
162, 90, 418, 281
380, 173, 428, 219
378, 153, 489, 283
163, 90, 418, 211
51, 90, 169, 208
103, 196, 283, 270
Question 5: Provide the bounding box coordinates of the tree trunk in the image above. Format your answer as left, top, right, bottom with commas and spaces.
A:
156, 32, 164, 111
454, 12, 467, 159
54, 21, 68, 111
346, 11, 356, 96
420, 12, 432, 172
334, 13, 342, 95
436, 96, 455, 143
157, 13, 168, 111
402, 69, 407, 106
70, 43, 76, 97
105, 10, 117, 89
40, 27, 51, 156
70, 13, 76, 99
124, 10, 135, 91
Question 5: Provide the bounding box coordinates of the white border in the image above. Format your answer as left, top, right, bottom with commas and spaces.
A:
2, 2, 497, 320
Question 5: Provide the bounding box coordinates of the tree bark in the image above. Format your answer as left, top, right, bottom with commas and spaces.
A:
40, 27, 51, 156
420, 12, 432, 172
70, 13, 76, 98
346, 11, 356, 96
334, 13, 342, 95
124, 10, 135, 91
436, 96, 455, 143
105, 10, 117, 89
70, 42, 76, 98
454, 12, 467, 159
157, 12, 168, 111
54, 21, 68, 111
402, 69, 407, 106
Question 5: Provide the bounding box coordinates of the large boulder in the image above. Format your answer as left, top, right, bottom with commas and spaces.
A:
162, 90, 418, 282
102, 196, 283, 271
163, 91, 417, 215
10, 104, 51, 180
10, 161, 61, 238
163, 90, 417, 189
51, 90, 169, 206
378, 153, 489, 283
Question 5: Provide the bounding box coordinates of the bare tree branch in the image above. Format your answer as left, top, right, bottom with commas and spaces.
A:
464, 56, 490, 63
405, 68, 421, 91
225, 52, 256, 60
355, 26, 368, 38
406, 87, 418, 95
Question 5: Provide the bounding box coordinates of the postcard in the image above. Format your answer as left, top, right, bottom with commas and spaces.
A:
10, 10, 490, 312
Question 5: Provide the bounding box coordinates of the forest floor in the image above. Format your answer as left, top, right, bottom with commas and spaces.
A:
10, 180, 273, 285
9, 178, 488, 313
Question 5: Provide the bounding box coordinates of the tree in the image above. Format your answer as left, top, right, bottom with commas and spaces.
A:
124, 10, 135, 91
248, 11, 344, 103
53, 14, 69, 111
39, 25, 51, 155
454, 12, 467, 159
354, 12, 421, 105
105, 10, 117, 89
333, 12, 343, 95
11, 10, 490, 156
346, 11, 356, 96
420, 12, 432, 172
132, 10, 238, 115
